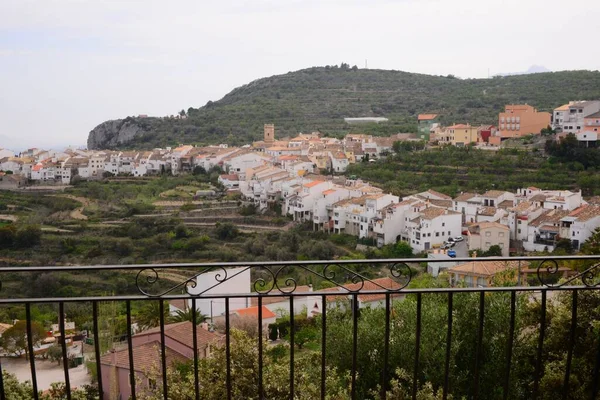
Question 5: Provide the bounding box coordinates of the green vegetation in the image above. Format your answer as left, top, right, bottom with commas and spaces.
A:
89, 67, 600, 149
347, 145, 600, 196
127, 275, 600, 399
2, 370, 98, 399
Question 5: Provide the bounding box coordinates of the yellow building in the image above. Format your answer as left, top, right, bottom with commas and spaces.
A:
445, 124, 479, 146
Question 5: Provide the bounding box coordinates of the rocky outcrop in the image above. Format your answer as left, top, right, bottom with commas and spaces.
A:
87, 118, 147, 149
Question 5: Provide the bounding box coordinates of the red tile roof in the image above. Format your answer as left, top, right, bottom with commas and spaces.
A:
100, 341, 188, 372
235, 306, 276, 319
418, 114, 438, 121
136, 321, 220, 350
303, 180, 324, 188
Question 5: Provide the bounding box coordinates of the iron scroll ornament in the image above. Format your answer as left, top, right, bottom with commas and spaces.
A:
136, 266, 234, 297
136, 262, 414, 298
536, 259, 600, 288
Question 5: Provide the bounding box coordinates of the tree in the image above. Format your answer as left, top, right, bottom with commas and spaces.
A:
0, 224, 16, 247
553, 238, 573, 254
293, 326, 318, 349
1, 320, 47, 359
14, 225, 42, 248
170, 309, 207, 324
215, 222, 239, 240
135, 329, 350, 400
580, 227, 600, 255
136, 301, 170, 331
484, 244, 502, 257
174, 224, 189, 239
46, 344, 64, 365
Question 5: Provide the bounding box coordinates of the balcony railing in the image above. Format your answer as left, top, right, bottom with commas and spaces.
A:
0, 256, 599, 399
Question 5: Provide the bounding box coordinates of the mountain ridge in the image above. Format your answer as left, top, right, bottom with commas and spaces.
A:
87, 66, 600, 149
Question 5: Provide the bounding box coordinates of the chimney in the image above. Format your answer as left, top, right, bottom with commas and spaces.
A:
472, 251, 477, 258
308, 284, 313, 292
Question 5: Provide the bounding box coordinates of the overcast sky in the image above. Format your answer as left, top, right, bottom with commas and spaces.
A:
1, 0, 599, 150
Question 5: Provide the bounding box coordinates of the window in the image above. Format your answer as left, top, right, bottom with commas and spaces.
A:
485, 242, 491, 247
442, 222, 445, 227
448, 231, 451, 236
518, 229, 521, 234
436, 232, 439, 237
485, 231, 491, 237
499, 232, 504, 237
577, 126, 581, 130
518, 220, 521, 224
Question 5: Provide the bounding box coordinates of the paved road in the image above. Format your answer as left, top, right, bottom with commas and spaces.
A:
453, 240, 468, 258
2, 356, 91, 390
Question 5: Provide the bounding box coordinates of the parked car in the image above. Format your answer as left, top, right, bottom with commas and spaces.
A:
453, 236, 464, 242
447, 250, 457, 258
446, 237, 455, 243
441, 241, 455, 250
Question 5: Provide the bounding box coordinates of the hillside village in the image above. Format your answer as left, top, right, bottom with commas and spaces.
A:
1, 101, 600, 261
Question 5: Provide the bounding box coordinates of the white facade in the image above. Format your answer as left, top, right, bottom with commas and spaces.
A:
223, 152, 269, 180
553, 101, 600, 133
453, 194, 482, 224
404, 208, 462, 252
373, 199, 419, 246
187, 267, 251, 319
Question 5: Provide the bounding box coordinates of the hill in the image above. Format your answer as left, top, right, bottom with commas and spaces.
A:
87, 66, 600, 149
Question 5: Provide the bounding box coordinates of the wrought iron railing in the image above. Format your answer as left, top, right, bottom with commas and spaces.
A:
0, 255, 599, 400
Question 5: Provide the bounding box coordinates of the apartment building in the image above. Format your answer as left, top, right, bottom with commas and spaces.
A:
583, 111, 600, 133
493, 104, 551, 144
552, 101, 600, 133
467, 222, 510, 257
372, 198, 420, 246
404, 207, 462, 252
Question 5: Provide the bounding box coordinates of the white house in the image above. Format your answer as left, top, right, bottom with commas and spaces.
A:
453, 192, 482, 224
222, 151, 270, 180
290, 180, 332, 222
560, 205, 600, 250
329, 152, 349, 172
218, 174, 240, 190
553, 101, 600, 133
312, 186, 352, 231
186, 267, 251, 321
404, 207, 462, 252
372, 198, 420, 246
523, 209, 570, 252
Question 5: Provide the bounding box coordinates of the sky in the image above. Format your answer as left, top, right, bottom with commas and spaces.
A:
1, 0, 599, 151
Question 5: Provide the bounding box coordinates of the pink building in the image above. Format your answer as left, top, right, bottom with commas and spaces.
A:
100, 321, 220, 399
